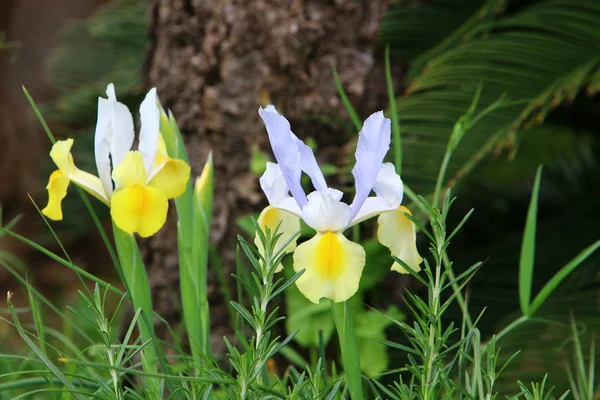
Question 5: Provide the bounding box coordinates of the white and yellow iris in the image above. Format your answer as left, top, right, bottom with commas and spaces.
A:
256, 105, 423, 304
41, 84, 190, 238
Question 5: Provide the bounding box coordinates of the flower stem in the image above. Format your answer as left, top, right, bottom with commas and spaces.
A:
331, 300, 363, 400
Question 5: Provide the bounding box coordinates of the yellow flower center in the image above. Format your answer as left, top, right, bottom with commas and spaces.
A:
314, 231, 346, 280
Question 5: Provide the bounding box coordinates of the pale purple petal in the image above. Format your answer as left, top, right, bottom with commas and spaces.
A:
349, 111, 391, 219
259, 105, 307, 206
296, 138, 327, 191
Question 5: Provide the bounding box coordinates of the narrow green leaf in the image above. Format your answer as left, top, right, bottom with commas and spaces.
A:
529, 238, 600, 315
7, 293, 85, 400
332, 67, 362, 132
112, 224, 180, 398
385, 45, 402, 175
519, 165, 542, 316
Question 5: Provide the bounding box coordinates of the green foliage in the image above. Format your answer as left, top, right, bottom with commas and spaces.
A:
378, 0, 600, 195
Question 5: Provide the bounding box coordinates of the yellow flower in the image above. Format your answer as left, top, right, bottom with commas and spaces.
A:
256, 106, 422, 304
41, 84, 190, 238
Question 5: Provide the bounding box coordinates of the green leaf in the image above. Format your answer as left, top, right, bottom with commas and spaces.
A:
378, 0, 600, 196
529, 239, 600, 315
519, 166, 542, 316
7, 293, 86, 400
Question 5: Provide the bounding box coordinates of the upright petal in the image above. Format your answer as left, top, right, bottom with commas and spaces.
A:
112, 151, 147, 189
50, 139, 108, 204
106, 84, 135, 169
293, 231, 365, 303
110, 185, 168, 238
254, 206, 301, 272
94, 97, 113, 197
377, 206, 423, 273
138, 88, 160, 178
258, 106, 307, 206
296, 139, 327, 192
301, 188, 352, 232
95, 84, 135, 196
349, 112, 391, 220
41, 170, 70, 220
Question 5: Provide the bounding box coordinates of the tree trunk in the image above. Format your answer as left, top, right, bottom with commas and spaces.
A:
145, 0, 396, 352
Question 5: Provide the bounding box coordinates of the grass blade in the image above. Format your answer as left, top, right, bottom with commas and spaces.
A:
529, 238, 600, 315
519, 165, 542, 317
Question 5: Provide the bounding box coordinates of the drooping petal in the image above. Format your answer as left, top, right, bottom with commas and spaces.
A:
110, 185, 168, 238
111, 151, 147, 189
293, 231, 365, 303
41, 170, 70, 220
148, 158, 191, 199
349, 112, 391, 220
138, 88, 160, 178
377, 206, 423, 273
348, 163, 404, 226
50, 139, 108, 204
301, 188, 352, 232
258, 106, 307, 206
254, 206, 301, 272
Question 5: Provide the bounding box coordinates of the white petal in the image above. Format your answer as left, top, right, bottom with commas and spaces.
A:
301, 188, 352, 232
138, 88, 160, 180
94, 84, 135, 195
348, 197, 395, 227
373, 162, 403, 206
258, 162, 303, 217
94, 97, 113, 197
348, 163, 403, 227
260, 162, 291, 206
106, 84, 135, 171
349, 111, 391, 220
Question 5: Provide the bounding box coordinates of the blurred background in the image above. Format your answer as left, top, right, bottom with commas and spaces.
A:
0, 0, 598, 395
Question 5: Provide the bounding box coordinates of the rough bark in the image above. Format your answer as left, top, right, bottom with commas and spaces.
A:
145, 0, 399, 349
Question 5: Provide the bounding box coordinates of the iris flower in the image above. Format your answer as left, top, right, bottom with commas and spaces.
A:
42, 84, 191, 237
257, 105, 422, 304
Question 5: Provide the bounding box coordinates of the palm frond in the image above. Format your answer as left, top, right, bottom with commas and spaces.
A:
379, 0, 600, 196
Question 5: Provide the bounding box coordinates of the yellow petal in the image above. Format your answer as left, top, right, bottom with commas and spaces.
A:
49, 139, 108, 204
377, 206, 423, 274
148, 158, 191, 199
112, 151, 147, 189
293, 231, 365, 303
110, 185, 168, 238
41, 170, 70, 220
254, 206, 300, 272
